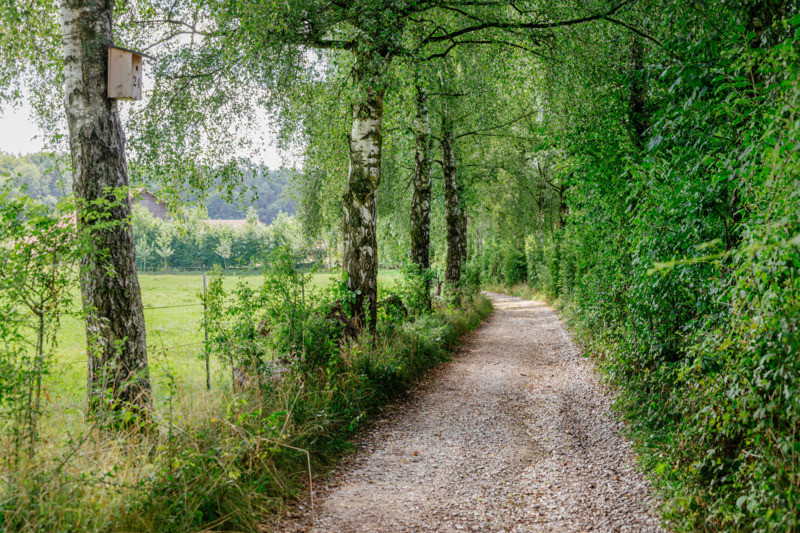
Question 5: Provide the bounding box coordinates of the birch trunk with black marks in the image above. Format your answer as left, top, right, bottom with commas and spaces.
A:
535, 159, 547, 233
410, 86, 433, 303
60, 0, 151, 413
476, 221, 483, 258
442, 104, 463, 295
342, 54, 384, 330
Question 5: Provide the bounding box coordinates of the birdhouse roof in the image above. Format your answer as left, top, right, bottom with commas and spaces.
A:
108, 45, 156, 61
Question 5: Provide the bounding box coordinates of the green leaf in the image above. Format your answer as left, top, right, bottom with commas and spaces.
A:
736, 496, 748, 509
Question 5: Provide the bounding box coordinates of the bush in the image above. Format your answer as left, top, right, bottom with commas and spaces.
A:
479, 244, 504, 284
502, 248, 527, 286
0, 188, 82, 460
391, 262, 435, 317
525, 236, 543, 288
462, 260, 481, 295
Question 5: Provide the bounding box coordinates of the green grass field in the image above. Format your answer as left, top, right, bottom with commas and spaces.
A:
43, 269, 400, 432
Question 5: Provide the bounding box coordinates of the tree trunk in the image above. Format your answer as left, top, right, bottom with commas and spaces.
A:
535, 159, 547, 234
409, 85, 433, 308
60, 0, 151, 414
627, 36, 647, 147
457, 181, 468, 272
558, 185, 569, 229
442, 104, 463, 296
476, 221, 483, 259
342, 53, 384, 330
460, 215, 467, 271
409, 85, 432, 271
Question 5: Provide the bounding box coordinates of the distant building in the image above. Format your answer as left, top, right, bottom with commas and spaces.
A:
131, 188, 169, 220
129, 188, 268, 228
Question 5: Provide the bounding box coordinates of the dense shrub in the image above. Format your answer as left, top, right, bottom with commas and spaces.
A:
391, 263, 436, 316
524, 236, 542, 288
478, 243, 504, 284
461, 260, 481, 295
483, 7, 800, 532
502, 248, 527, 286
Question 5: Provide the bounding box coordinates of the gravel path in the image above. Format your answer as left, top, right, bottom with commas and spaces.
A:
281, 293, 662, 532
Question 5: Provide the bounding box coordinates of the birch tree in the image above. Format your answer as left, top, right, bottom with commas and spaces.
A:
126, 0, 633, 329
60, 0, 152, 413
1, 0, 155, 414
409, 85, 433, 301
440, 94, 464, 295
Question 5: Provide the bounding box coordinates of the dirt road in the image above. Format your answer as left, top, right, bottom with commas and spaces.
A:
282, 293, 662, 532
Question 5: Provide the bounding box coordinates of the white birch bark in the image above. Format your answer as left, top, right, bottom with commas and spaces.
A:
342, 53, 384, 329
442, 102, 463, 297
60, 0, 151, 413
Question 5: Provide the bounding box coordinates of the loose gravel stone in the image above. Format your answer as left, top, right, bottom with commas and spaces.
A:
278, 293, 663, 532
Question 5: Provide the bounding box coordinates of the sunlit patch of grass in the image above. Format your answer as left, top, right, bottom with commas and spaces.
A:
40, 270, 401, 437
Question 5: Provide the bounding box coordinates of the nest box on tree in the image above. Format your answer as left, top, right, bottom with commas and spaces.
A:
107, 46, 153, 101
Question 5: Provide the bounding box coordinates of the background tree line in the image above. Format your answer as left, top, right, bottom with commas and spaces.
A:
0, 152, 297, 225
0, 152, 71, 207
2, 0, 799, 530
131, 205, 305, 271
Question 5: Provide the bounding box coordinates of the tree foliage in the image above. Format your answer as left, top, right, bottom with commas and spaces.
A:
2, 0, 800, 529
477, 2, 800, 530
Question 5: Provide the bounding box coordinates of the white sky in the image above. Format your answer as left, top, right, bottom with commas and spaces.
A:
0, 103, 47, 155
0, 100, 288, 169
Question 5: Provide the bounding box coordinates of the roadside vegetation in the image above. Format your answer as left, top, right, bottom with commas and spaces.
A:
39, 269, 400, 428
476, 6, 800, 531
0, 206, 490, 530
2, 0, 799, 531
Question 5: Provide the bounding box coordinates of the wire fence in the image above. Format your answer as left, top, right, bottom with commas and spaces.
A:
136, 265, 264, 275
143, 303, 204, 310
52, 278, 215, 390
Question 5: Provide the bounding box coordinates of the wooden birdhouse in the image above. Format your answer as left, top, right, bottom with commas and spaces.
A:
107, 46, 151, 101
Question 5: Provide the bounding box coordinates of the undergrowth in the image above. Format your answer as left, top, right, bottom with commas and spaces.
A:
0, 248, 492, 532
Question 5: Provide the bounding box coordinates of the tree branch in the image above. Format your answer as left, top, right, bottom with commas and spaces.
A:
421, 38, 545, 60
133, 18, 211, 37
304, 39, 352, 50
421, 0, 636, 45
603, 16, 665, 48
456, 108, 540, 139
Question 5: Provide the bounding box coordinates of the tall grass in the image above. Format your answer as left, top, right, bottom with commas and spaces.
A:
0, 294, 491, 532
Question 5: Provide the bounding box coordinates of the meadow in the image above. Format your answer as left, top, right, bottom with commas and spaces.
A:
44, 269, 400, 434
2, 263, 489, 532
